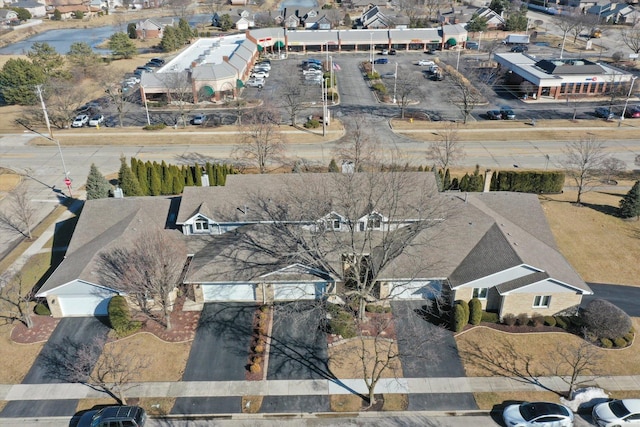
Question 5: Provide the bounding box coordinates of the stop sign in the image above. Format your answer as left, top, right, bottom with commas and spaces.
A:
64, 177, 71, 186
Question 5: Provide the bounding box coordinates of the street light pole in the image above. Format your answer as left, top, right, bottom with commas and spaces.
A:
370, 32, 375, 74
456, 44, 461, 71
478, 31, 483, 52
393, 62, 398, 104
621, 75, 638, 121
322, 77, 327, 137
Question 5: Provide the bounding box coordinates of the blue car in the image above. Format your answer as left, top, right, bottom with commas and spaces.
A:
374, 58, 388, 64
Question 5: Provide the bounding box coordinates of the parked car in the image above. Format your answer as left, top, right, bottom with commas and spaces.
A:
500, 105, 516, 120
418, 60, 435, 66
255, 62, 271, 71
389, 48, 397, 55
303, 63, 322, 70
431, 71, 445, 81
251, 70, 269, 79
511, 45, 529, 53
76, 101, 100, 115
302, 68, 322, 76
486, 110, 502, 120
145, 61, 161, 68
374, 58, 388, 64
80, 405, 147, 427
381, 72, 396, 79
503, 402, 574, 427
466, 41, 479, 50
381, 49, 389, 55
626, 106, 640, 118
595, 106, 615, 120
133, 69, 144, 77
246, 78, 265, 88
136, 66, 153, 73
593, 399, 640, 427
71, 114, 89, 128
191, 114, 206, 125
302, 59, 322, 67
148, 57, 165, 66
88, 114, 104, 126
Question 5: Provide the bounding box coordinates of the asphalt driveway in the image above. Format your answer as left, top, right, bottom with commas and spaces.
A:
172, 303, 255, 415
583, 283, 640, 316
267, 301, 329, 380
1, 317, 110, 418
391, 301, 477, 411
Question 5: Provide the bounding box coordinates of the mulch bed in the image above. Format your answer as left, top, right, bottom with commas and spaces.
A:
327, 310, 397, 346
11, 315, 60, 344
129, 297, 200, 343
245, 306, 270, 381
465, 321, 566, 334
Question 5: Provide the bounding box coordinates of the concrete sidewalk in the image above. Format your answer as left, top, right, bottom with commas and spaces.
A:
1, 375, 639, 401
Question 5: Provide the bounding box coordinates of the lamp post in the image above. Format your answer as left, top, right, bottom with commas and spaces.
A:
393, 62, 398, 104
478, 31, 483, 52
455, 43, 461, 71
621, 75, 638, 121
370, 32, 375, 73
322, 77, 327, 136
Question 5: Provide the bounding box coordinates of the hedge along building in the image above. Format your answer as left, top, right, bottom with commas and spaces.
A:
494, 52, 636, 100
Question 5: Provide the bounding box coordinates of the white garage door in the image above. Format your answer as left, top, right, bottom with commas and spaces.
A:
388, 280, 441, 300
274, 283, 325, 301
57, 295, 112, 317
203, 284, 255, 302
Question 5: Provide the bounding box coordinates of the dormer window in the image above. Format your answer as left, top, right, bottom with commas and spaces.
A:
367, 214, 381, 229
332, 219, 341, 229
194, 218, 209, 232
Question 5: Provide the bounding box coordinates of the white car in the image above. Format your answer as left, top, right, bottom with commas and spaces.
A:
246, 78, 265, 88
255, 62, 271, 71
251, 70, 269, 79
503, 402, 574, 427
88, 114, 104, 126
71, 114, 89, 128
593, 399, 640, 426
418, 60, 435, 66
302, 68, 323, 76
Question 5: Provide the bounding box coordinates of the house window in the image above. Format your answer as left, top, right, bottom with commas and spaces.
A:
333, 219, 341, 229
367, 215, 381, 229
194, 218, 209, 232
472, 287, 488, 299
533, 295, 551, 308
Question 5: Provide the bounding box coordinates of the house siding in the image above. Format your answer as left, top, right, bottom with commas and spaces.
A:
501, 292, 582, 317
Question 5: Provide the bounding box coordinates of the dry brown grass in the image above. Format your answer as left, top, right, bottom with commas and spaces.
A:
382, 393, 408, 411
98, 334, 190, 382
136, 397, 176, 415
0, 324, 44, 383
329, 393, 408, 412
456, 318, 640, 378
540, 189, 640, 286
473, 391, 562, 410
241, 395, 263, 413
0, 171, 21, 192
328, 338, 403, 379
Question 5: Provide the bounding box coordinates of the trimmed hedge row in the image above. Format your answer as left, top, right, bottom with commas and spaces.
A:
490, 170, 565, 193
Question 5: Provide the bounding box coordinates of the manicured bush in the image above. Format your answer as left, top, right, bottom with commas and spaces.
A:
143, 123, 166, 130
516, 313, 530, 326
624, 332, 635, 343
252, 356, 263, 365
304, 119, 320, 128
502, 314, 517, 326
455, 300, 470, 324
365, 304, 391, 313
600, 338, 613, 348
329, 309, 356, 338
34, 302, 51, 316
490, 170, 565, 193
108, 296, 141, 336
481, 311, 499, 323
613, 337, 628, 348
249, 363, 261, 373
371, 82, 386, 93
582, 299, 632, 340
469, 298, 482, 325
453, 304, 466, 332
544, 316, 556, 327
555, 316, 568, 329
569, 316, 584, 327
254, 344, 265, 353
531, 313, 545, 327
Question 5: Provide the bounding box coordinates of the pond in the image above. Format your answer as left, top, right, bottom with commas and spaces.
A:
279, 0, 319, 11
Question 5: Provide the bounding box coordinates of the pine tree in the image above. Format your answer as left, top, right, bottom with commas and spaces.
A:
86, 163, 111, 200
118, 157, 143, 196
443, 168, 451, 190
172, 174, 184, 194
215, 166, 225, 186
206, 162, 214, 186
194, 163, 202, 186
136, 161, 149, 195
185, 166, 194, 186
328, 158, 339, 172
619, 180, 640, 220
149, 165, 161, 196
161, 161, 172, 195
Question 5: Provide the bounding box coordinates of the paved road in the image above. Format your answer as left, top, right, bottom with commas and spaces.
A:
583, 283, 640, 316
0, 317, 109, 418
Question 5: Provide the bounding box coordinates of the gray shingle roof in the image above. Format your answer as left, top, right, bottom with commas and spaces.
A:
495, 270, 550, 294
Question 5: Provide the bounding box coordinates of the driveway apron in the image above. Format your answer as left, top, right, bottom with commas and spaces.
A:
1, 317, 110, 418
266, 302, 329, 381
391, 301, 477, 411
583, 283, 640, 316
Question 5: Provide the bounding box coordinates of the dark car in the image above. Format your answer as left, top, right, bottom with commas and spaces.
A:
486, 110, 502, 120
374, 58, 389, 64
500, 105, 516, 120
625, 106, 640, 118
431, 71, 445, 81
79, 405, 146, 427
149, 57, 165, 65
595, 106, 615, 120
145, 61, 161, 68
511, 45, 529, 53
389, 48, 397, 55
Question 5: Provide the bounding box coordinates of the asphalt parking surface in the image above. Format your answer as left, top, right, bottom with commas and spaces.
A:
267, 302, 329, 380
1, 317, 110, 418
583, 283, 640, 316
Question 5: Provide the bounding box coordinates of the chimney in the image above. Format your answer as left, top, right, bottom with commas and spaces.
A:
483, 169, 493, 192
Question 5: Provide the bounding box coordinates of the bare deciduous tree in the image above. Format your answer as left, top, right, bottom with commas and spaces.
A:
157, 71, 194, 128
0, 274, 33, 329
601, 157, 626, 185
279, 64, 307, 126
102, 71, 136, 128
45, 336, 149, 404
448, 72, 483, 124
0, 182, 35, 239
98, 230, 187, 329
394, 73, 419, 119
43, 78, 90, 129
543, 341, 603, 397
622, 27, 640, 54
233, 105, 286, 173
331, 115, 380, 172
426, 123, 465, 170
562, 136, 609, 205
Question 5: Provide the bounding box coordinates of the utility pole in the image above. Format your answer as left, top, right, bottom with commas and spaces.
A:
36, 85, 72, 197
